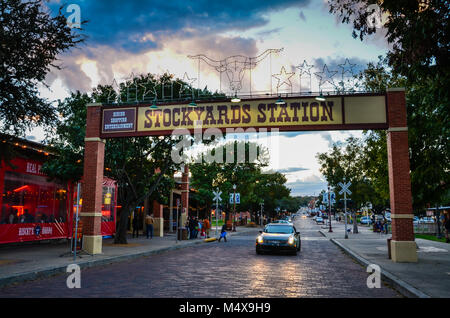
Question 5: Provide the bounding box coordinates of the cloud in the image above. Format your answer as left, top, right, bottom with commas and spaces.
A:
276, 167, 309, 174
48, 0, 311, 54
299, 10, 306, 21
256, 28, 283, 38
287, 174, 327, 196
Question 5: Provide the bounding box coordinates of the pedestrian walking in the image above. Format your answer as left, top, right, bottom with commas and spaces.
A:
218, 223, 227, 242
197, 219, 203, 238
132, 213, 140, 238
203, 217, 210, 238
145, 213, 154, 239
443, 212, 450, 243
188, 217, 195, 239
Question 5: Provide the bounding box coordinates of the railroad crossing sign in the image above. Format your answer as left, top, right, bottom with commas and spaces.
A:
338, 181, 352, 195
213, 189, 222, 202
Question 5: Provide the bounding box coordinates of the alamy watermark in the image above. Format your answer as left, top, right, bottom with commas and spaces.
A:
66, 4, 81, 29
366, 4, 387, 29
366, 264, 381, 289
66, 264, 81, 288
170, 125, 281, 172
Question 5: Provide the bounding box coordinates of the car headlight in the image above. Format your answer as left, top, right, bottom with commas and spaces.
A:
257, 235, 264, 243
288, 236, 294, 245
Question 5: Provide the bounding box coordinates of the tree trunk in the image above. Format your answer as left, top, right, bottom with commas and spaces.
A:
113, 162, 170, 244
352, 211, 359, 234
114, 204, 134, 244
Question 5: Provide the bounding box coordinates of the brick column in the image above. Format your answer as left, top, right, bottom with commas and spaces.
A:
81, 103, 105, 254
386, 88, 417, 262
180, 165, 189, 226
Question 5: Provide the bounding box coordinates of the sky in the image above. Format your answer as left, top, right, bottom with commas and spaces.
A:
32, 0, 390, 197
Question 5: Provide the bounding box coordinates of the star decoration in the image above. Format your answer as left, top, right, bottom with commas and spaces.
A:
296, 60, 314, 76
139, 77, 158, 101
314, 64, 338, 88
124, 73, 139, 102
179, 72, 196, 96
272, 66, 295, 89
338, 59, 356, 76
106, 78, 121, 103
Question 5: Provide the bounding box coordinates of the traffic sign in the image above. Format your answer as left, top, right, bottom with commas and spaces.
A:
213, 190, 222, 202
229, 193, 240, 204
338, 181, 352, 195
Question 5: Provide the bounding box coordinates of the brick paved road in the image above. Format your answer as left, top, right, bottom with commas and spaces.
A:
0, 218, 402, 298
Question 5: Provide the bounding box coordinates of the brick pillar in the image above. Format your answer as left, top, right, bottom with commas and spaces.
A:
81, 103, 105, 254
386, 88, 417, 262
180, 165, 189, 227
152, 200, 164, 237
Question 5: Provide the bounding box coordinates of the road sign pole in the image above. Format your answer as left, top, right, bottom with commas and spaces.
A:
216, 195, 219, 238
344, 191, 348, 239
73, 182, 81, 261
176, 202, 179, 243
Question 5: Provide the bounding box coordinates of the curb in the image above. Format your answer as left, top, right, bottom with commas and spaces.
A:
329, 237, 431, 298
0, 227, 259, 288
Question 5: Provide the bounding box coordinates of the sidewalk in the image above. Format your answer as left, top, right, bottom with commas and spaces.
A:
318, 221, 450, 298
0, 225, 260, 288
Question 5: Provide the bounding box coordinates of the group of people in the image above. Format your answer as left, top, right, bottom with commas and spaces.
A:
132, 213, 154, 239
186, 216, 211, 239
373, 218, 389, 234
1, 209, 58, 224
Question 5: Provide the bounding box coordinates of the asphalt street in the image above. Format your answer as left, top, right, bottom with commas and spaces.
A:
0, 217, 403, 298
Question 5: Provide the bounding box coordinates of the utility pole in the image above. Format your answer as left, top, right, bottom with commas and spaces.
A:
232, 184, 237, 232
259, 201, 264, 227
328, 185, 333, 233
213, 189, 222, 238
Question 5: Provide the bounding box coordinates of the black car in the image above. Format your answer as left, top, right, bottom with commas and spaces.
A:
255, 223, 301, 255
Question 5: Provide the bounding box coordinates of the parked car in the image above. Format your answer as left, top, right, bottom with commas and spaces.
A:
256, 223, 301, 255
360, 216, 372, 224
315, 216, 324, 224
413, 216, 419, 224
419, 217, 435, 224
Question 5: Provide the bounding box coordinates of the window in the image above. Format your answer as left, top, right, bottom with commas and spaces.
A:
1, 171, 68, 224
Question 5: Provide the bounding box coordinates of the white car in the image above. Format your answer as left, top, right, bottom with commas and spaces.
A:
360, 216, 372, 224
419, 217, 435, 224
315, 216, 324, 224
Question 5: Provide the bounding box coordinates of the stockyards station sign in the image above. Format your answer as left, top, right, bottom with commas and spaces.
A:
100, 94, 387, 137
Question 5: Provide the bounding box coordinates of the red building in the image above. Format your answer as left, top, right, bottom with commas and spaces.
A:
0, 135, 117, 244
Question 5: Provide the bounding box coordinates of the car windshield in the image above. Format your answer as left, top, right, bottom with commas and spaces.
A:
264, 225, 294, 234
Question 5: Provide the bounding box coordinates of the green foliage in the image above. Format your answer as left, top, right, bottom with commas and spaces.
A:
0, 0, 85, 136
190, 140, 293, 219
41, 73, 198, 243
328, 1, 450, 210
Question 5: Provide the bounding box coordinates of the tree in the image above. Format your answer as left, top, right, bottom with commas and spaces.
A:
0, 0, 85, 137
328, 0, 450, 210
42, 73, 211, 244
317, 137, 385, 233
189, 140, 291, 222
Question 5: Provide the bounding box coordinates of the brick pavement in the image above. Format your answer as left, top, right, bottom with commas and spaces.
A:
0, 219, 402, 298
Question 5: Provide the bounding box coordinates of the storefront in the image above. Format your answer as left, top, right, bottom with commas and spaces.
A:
0, 157, 70, 243
72, 177, 117, 238
0, 138, 117, 244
